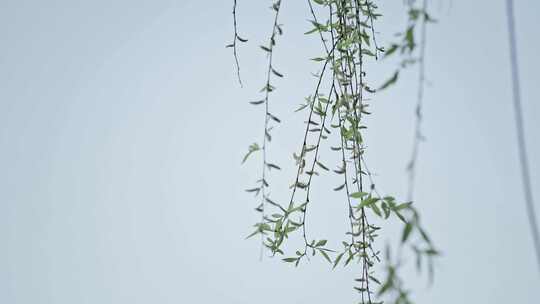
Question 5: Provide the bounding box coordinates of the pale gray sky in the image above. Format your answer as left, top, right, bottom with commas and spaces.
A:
1, 0, 539, 303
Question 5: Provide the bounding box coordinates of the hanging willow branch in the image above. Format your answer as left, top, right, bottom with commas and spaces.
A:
227, 0, 248, 87
242, 0, 285, 260
237, 0, 439, 303
406, 0, 430, 202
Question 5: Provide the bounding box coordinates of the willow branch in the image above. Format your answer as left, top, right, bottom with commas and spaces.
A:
259, 0, 284, 259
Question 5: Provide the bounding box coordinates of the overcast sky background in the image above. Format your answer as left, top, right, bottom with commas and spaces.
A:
1, 0, 539, 303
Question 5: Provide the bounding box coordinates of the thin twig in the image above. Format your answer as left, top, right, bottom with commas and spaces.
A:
259, 0, 284, 260
406, 0, 428, 202
231, 0, 244, 87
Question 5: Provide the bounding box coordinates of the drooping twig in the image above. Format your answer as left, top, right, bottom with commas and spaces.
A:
283, 41, 337, 242
258, 0, 285, 260
229, 0, 247, 87
406, 0, 428, 202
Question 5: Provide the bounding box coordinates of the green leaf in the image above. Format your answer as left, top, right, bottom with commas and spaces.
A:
333, 184, 345, 191
295, 103, 308, 112
271, 68, 284, 78
242, 143, 260, 164
360, 196, 379, 208
344, 250, 355, 266
245, 229, 260, 239
316, 161, 329, 171
384, 44, 399, 58
268, 113, 281, 123
369, 275, 381, 285
401, 222, 413, 243
333, 252, 344, 269
266, 163, 281, 170
394, 210, 407, 223
419, 226, 432, 244
237, 36, 248, 43
245, 187, 260, 193
371, 202, 382, 217
350, 191, 368, 199
282, 257, 298, 263
361, 49, 375, 57
395, 202, 412, 211
304, 27, 319, 35
378, 71, 399, 90
319, 249, 332, 263
405, 26, 415, 50
425, 248, 439, 256
315, 240, 327, 247
260, 45, 271, 52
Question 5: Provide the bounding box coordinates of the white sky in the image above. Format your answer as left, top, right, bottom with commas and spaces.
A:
1, 0, 539, 303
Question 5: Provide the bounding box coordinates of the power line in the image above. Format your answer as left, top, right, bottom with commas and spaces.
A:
505, 0, 540, 273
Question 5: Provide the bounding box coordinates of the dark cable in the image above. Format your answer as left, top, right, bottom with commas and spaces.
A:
505, 0, 540, 273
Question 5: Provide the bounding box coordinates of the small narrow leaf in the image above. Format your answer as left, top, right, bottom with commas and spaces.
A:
271, 68, 284, 77
315, 240, 327, 247
319, 249, 332, 263
260, 45, 271, 52
242, 143, 260, 164
267, 163, 281, 170
350, 192, 368, 199
401, 222, 413, 243
334, 184, 345, 191
333, 252, 344, 269
378, 71, 399, 90
316, 161, 329, 171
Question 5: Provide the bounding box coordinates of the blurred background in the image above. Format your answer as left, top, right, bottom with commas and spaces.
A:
1, 0, 539, 303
